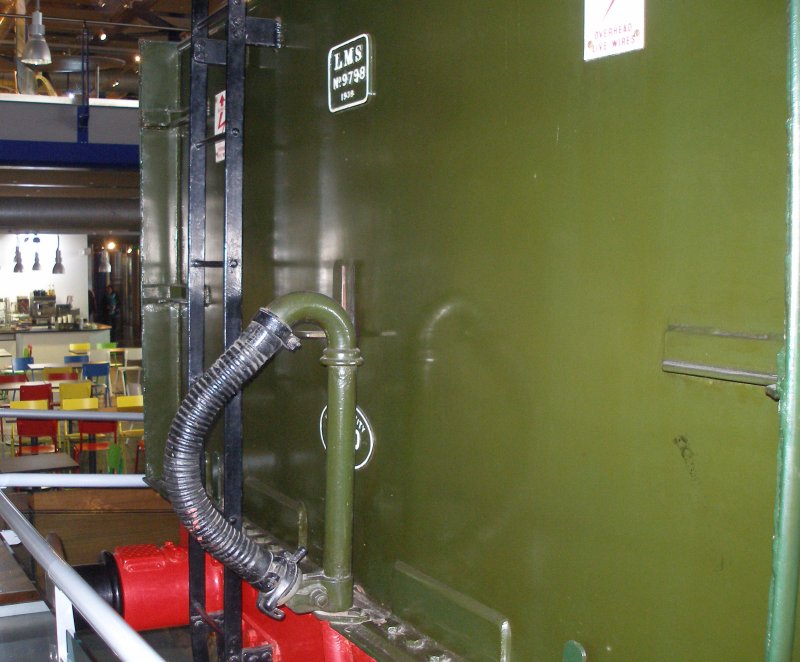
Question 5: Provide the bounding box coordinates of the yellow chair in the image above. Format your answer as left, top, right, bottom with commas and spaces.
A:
68, 343, 90, 355
10, 399, 57, 455
57, 380, 92, 405
117, 395, 144, 472
116, 395, 143, 409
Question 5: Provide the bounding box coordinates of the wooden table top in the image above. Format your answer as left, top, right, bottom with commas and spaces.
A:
0, 452, 77, 473
0, 539, 38, 605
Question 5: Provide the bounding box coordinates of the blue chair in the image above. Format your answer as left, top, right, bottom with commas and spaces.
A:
64, 355, 89, 364
12, 357, 33, 374
82, 362, 111, 406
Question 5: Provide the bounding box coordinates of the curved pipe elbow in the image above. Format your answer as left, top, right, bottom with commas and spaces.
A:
268, 292, 357, 351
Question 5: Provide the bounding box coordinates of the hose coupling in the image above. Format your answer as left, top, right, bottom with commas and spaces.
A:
320, 347, 363, 367
250, 308, 301, 352
255, 547, 307, 621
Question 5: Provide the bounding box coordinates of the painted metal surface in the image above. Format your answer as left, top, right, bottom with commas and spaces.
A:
139, 40, 186, 486
186, 2, 212, 658
767, 0, 800, 659
142, 1, 791, 660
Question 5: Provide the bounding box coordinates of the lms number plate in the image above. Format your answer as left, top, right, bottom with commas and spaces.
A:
328, 34, 373, 113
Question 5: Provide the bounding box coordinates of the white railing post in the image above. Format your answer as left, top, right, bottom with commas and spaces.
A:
54, 585, 75, 662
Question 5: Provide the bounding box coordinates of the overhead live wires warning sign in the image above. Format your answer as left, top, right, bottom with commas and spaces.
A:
584, 0, 645, 61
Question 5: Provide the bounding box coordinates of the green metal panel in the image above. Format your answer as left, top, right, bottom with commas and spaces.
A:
141, 1, 795, 660
139, 41, 186, 484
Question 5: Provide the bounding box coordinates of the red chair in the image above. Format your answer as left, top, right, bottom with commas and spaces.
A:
10, 399, 57, 455
0, 373, 27, 388
0, 373, 25, 444
20, 383, 54, 409
62, 397, 117, 472
44, 372, 79, 382
78, 418, 118, 458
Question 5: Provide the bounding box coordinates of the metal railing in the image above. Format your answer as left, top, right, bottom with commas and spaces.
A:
0, 474, 164, 662
0, 409, 143, 422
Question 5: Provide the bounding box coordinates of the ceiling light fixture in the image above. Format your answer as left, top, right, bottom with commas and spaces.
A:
32, 251, 41, 271
21, 0, 52, 66
52, 236, 65, 274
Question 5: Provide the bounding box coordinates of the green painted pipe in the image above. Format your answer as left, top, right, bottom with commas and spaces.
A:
765, 2, 800, 659
269, 292, 362, 612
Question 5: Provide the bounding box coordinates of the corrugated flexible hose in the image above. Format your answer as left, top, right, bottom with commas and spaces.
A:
163, 307, 300, 593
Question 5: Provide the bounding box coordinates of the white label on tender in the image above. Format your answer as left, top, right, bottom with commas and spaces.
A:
584, 0, 645, 61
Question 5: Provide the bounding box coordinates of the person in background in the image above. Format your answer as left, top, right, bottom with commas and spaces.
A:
88, 289, 96, 322
103, 285, 121, 342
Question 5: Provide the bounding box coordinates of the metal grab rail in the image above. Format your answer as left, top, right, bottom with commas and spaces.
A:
767, 1, 800, 659
0, 409, 143, 422
0, 481, 164, 661
0, 473, 147, 488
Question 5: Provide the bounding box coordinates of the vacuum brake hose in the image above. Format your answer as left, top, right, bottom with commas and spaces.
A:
163, 307, 300, 595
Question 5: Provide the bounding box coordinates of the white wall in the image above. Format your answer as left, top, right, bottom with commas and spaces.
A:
0, 234, 89, 316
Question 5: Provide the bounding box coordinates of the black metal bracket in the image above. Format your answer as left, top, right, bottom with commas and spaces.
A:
193, 37, 226, 66
190, 604, 223, 636
193, 19, 283, 65
245, 17, 284, 48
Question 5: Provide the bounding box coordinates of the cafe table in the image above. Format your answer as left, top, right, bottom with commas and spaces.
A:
0, 452, 77, 474
0, 381, 106, 456
0, 405, 143, 473
0, 380, 80, 398
68, 405, 143, 474
25, 363, 81, 379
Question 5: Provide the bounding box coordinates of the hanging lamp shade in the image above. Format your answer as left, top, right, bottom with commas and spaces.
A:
32, 251, 41, 271
52, 236, 64, 274
21, 9, 51, 66
98, 248, 111, 273
13, 246, 22, 273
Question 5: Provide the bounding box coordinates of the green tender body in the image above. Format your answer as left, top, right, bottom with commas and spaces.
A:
140, 2, 794, 659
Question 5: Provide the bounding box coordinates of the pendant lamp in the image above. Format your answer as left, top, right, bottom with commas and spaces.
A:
21, 0, 51, 66
52, 236, 65, 274
13, 239, 22, 273
32, 251, 41, 271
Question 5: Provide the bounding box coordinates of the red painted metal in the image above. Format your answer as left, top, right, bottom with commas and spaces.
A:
111, 539, 376, 661
113, 542, 224, 631
240, 583, 374, 661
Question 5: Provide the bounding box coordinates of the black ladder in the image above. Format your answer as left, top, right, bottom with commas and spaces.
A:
185, 2, 282, 660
